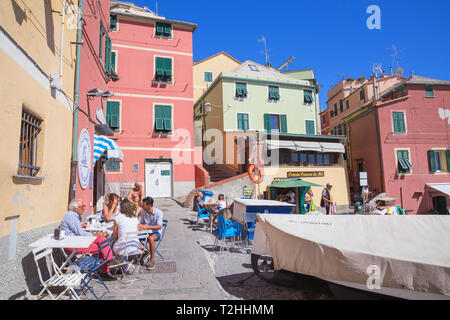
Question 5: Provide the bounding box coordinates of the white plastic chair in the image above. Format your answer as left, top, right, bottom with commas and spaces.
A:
32, 245, 84, 300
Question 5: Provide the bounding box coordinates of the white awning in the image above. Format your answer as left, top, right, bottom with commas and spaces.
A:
427, 183, 450, 197
293, 141, 322, 152
265, 140, 297, 151
320, 142, 345, 153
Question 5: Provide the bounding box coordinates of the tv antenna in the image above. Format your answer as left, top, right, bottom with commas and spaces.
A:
373, 63, 383, 77
257, 36, 271, 66
387, 44, 404, 75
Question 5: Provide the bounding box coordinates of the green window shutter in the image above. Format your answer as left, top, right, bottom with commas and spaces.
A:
446, 150, 450, 171
243, 114, 249, 130
237, 114, 243, 130
264, 114, 271, 132
155, 57, 165, 79
236, 83, 247, 98
425, 86, 434, 97
204, 72, 212, 82
106, 101, 120, 130
164, 58, 172, 78
274, 87, 280, 99
155, 105, 164, 131
304, 90, 313, 104
393, 112, 406, 133
110, 15, 117, 31
305, 120, 315, 135
164, 24, 172, 37
428, 150, 437, 173
156, 23, 164, 35
163, 106, 172, 131
111, 51, 116, 73
99, 23, 104, 59
280, 115, 287, 133
105, 34, 111, 70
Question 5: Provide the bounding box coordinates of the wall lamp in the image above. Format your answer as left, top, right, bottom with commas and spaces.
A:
87, 89, 115, 98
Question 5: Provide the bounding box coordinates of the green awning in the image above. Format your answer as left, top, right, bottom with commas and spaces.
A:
270, 178, 323, 189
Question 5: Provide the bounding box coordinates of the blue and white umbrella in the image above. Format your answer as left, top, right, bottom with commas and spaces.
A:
93, 134, 124, 166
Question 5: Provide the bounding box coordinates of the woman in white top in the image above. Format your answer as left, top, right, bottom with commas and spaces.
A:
103, 193, 120, 222
112, 199, 140, 257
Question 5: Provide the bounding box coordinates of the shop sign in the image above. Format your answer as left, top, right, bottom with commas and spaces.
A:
287, 171, 324, 178
78, 128, 91, 190
272, 177, 291, 184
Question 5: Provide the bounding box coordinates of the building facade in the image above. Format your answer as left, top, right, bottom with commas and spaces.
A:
0, 0, 77, 252
345, 75, 450, 214
106, 1, 197, 198
193, 51, 241, 102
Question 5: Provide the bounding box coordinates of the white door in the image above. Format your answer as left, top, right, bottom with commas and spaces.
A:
145, 161, 172, 197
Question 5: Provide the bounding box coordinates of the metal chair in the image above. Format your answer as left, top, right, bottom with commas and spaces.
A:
215, 215, 242, 253
32, 245, 84, 300
76, 237, 114, 300
139, 219, 168, 264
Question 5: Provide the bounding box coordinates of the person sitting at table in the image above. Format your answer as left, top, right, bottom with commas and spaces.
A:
60, 199, 126, 280
214, 194, 227, 214
112, 199, 140, 258
103, 193, 120, 222
196, 191, 206, 209
138, 196, 163, 271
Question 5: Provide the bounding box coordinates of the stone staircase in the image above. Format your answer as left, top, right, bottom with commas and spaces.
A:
203, 164, 237, 183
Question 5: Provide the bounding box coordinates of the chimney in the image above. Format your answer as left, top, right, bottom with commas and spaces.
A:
389, 67, 393, 76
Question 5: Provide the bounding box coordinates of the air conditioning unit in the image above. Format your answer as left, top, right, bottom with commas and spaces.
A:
50, 73, 61, 90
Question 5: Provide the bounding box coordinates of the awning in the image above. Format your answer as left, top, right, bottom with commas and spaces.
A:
427, 183, 450, 197
93, 134, 123, 165
293, 141, 322, 152
265, 140, 297, 151
320, 142, 345, 153
270, 178, 323, 189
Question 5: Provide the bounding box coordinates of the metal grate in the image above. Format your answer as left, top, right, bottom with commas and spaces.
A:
18, 110, 42, 177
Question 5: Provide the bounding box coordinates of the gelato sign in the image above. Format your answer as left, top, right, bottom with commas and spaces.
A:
78, 129, 91, 189
287, 171, 324, 178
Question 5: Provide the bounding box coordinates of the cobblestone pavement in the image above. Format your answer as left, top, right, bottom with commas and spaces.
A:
37, 198, 333, 300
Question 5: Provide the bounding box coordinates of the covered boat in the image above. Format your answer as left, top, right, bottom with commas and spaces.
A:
251, 214, 450, 299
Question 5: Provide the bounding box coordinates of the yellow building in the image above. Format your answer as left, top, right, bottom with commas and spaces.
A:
193, 51, 241, 102
0, 0, 78, 264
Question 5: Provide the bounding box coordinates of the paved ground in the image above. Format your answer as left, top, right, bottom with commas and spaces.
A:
39, 198, 334, 300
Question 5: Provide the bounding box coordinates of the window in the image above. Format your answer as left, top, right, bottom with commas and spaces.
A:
303, 89, 313, 104
392, 111, 406, 133
248, 64, 259, 72
334, 103, 338, 115
18, 109, 42, 177
316, 153, 324, 165
237, 113, 249, 130
154, 105, 172, 132
397, 150, 413, 174
154, 57, 172, 83
105, 158, 120, 172
280, 150, 291, 164
204, 72, 213, 82
132, 163, 139, 172
106, 101, 120, 131
428, 150, 448, 173
264, 114, 287, 133
308, 153, 315, 165
235, 82, 248, 99
337, 125, 342, 136
110, 15, 117, 31
268, 86, 280, 101
155, 22, 172, 38
339, 99, 343, 113
360, 89, 365, 101
322, 114, 326, 124
425, 86, 434, 98
323, 154, 330, 165
305, 120, 315, 135
330, 110, 334, 118
346, 100, 350, 109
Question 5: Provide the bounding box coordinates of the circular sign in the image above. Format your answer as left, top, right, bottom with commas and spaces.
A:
78, 129, 91, 189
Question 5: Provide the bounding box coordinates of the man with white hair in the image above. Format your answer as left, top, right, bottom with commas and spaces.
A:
61, 199, 125, 280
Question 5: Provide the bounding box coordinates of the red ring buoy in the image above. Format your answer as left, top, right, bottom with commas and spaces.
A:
248, 165, 264, 184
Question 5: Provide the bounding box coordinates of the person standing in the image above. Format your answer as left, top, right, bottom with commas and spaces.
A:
127, 182, 144, 214
138, 197, 163, 270
304, 188, 314, 212
321, 183, 334, 215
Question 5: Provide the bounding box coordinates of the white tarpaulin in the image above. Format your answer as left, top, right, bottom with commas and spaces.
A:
293, 141, 322, 152
320, 142, 345, 153
256, 214, 450, 297
265, 140, 297, 151
427, 183, 450, 197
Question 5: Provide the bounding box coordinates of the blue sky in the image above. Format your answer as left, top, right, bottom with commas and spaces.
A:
131, 0, 450, 110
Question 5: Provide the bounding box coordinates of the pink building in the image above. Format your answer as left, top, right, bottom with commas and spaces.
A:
346, 75, 450, 214
72, 0, 119, 211
106, 1, 197, 198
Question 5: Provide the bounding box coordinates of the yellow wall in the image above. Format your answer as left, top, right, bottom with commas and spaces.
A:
193, 53, 240, 102
260, 166, 351, 206
0, 0, 77, 237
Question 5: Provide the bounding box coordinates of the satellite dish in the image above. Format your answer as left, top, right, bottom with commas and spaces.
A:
396, 67, 404, 75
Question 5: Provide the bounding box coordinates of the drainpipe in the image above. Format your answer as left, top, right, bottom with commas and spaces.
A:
313, 84, 319, 134
69, 0, 83, 201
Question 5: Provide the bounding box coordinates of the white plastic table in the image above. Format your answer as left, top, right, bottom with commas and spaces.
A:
30, 234, 97, 269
